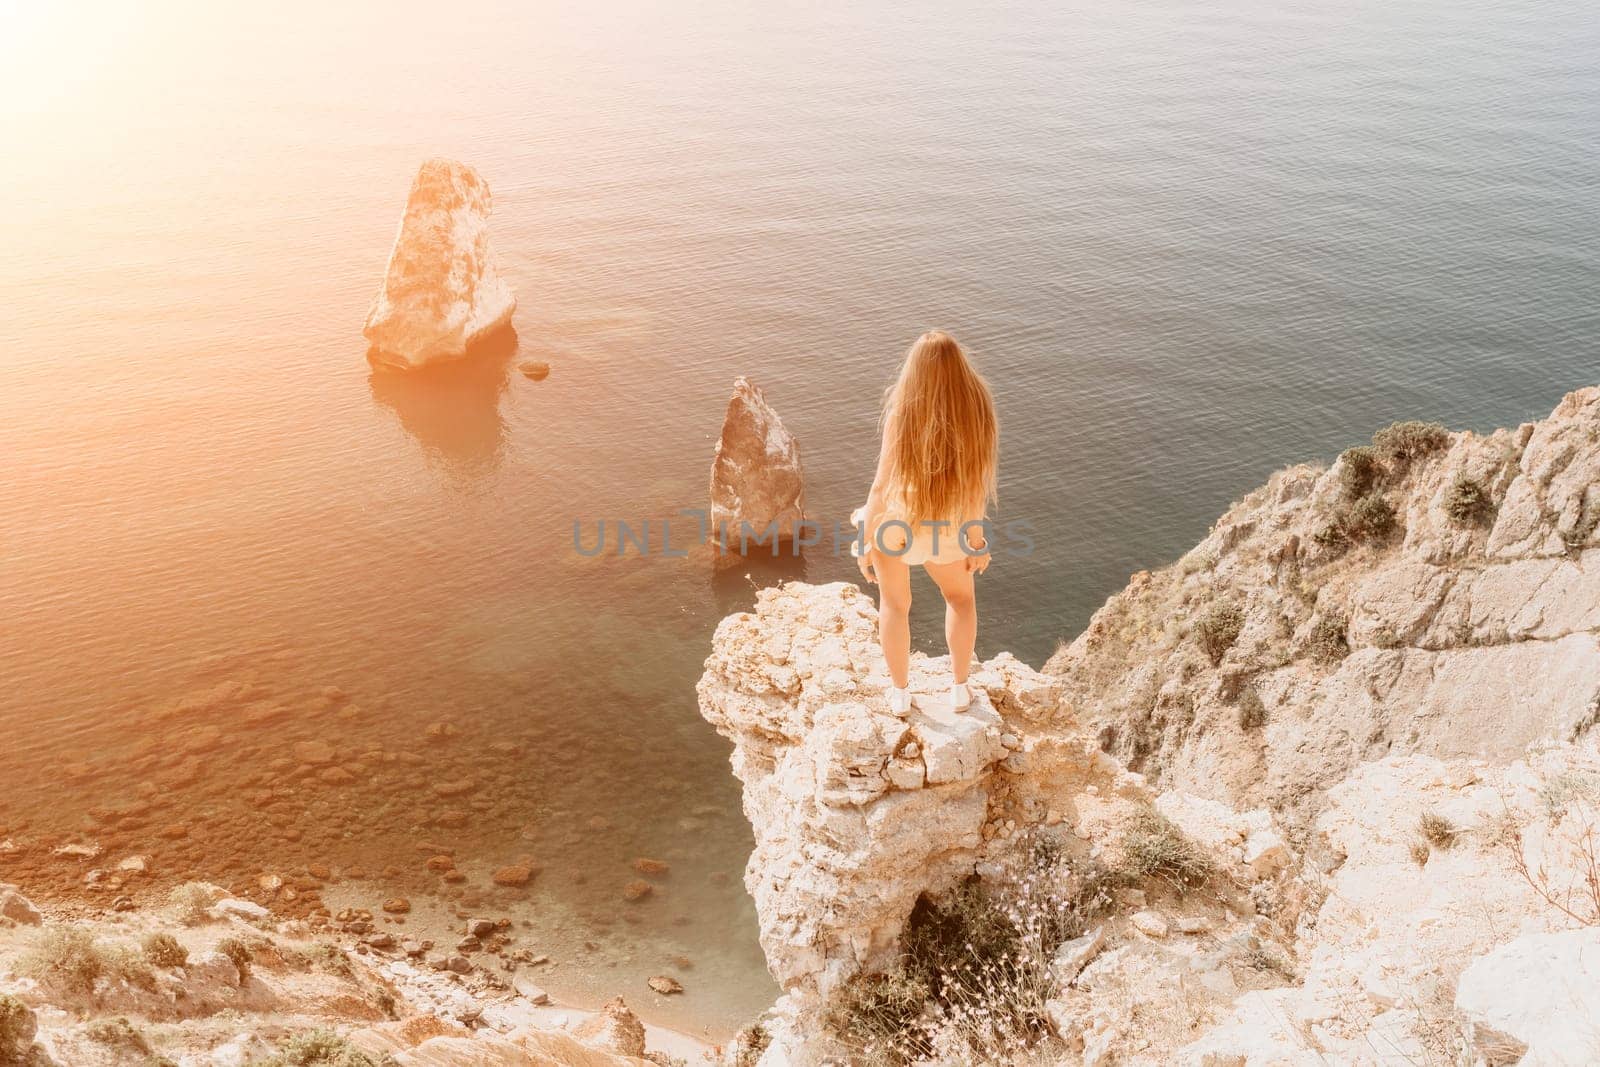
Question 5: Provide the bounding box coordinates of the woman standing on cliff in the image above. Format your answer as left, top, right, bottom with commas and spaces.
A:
855, 330, 999, 715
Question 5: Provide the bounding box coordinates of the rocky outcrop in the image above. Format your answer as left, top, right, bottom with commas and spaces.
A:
1046, 387, 1600, 824
708, 378, 806, 553
364, 159, 517, 370
698, 582, 1300, 1064
700, 576, 1600, 1064
0, 884, 683, 1067
699, 582, 1069, 997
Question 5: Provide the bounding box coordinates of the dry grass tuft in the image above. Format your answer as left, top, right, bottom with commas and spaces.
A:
1417, 811, 1458, 850
168, 881, 218, 926
1373, 420, 1450, 466
19, 926, 107, 995
1121, 807, 1215, 888
142, 931, 188, 969
1306, 612, 1350, 664
85, 1016, 150, 1054
261, 1029, 398, 1066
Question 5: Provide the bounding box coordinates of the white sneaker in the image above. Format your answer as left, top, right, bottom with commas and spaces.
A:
949, 683, 972, 712
886, 687, 912, 716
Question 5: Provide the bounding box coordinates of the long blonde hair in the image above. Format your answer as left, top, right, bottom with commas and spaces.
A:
881, 331, 999, 526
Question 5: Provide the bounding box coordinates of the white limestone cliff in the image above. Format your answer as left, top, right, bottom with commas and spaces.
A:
364, 159, 517, 370
698, 582, 1300, 1064
698, 386, 1600, 1064
1046, 386, 1600, 824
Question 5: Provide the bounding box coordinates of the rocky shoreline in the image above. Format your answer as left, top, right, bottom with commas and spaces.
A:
0, 879, 715, 1065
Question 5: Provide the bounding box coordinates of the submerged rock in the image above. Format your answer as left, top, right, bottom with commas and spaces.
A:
363, 159, 517, 370
709, 377, 805, 553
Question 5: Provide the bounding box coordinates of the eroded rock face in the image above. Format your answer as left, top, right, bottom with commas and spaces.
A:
1046, 386, 1600, 822
697, 582, 1300, 1063
1456, 928, 1600, 1066
1182, 744, 1600, 1066
699, 582, 1600, 1064
708, 378, 805, 552
364, 159, 517, 370
700, 583, 1058, 995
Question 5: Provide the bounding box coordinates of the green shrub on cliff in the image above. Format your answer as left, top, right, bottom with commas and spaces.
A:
216, 936, 254, 980
0, 994, 39, 1061
1318, 492, 1398, 550
1346, 492, 1397, 540
1373, 420, 1449, 466
1307, 612, 1350, 663
85, 1016, 150, 1054
1445, 475, 1491, 525
1194, 602, 1245, 665
1237, 685, 1268, 731
1338, 445, 1382, 499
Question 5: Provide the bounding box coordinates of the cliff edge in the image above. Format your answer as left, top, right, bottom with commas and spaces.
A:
698, 385, 1600, 1065
1047, 386, 1600, 825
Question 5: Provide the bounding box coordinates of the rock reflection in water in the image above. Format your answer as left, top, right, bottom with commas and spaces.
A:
367, 327, 518, 477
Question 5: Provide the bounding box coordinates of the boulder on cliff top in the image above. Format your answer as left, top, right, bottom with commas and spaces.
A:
709, 378, 805, 553
364, 158, 517, 370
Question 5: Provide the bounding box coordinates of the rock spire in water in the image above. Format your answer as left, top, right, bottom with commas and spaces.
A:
709, 377, 806, 552
364, 158, 517, 370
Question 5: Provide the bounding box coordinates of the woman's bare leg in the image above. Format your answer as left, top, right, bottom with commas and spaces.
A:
875, 553, 912, 688
924, 559, 977, 684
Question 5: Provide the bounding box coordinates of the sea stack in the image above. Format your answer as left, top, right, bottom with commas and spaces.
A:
709, 377, 806, 552
363, 159, 517, 370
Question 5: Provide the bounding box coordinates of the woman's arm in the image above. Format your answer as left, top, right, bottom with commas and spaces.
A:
855, 412, 896, 584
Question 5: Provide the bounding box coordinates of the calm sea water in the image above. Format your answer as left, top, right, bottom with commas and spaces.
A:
2, 0, 1596, 1038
